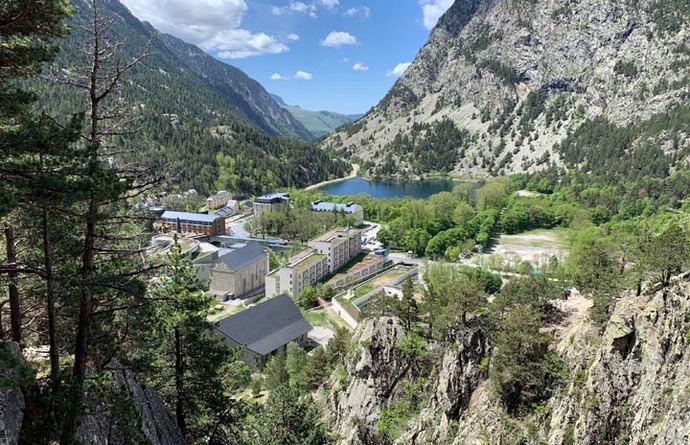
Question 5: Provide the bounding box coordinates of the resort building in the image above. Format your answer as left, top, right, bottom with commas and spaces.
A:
253, 192, 290, 217
159, 211, 226, 237
307, 227, 362, 273
265, 249, 329, 298
310, 200, 364, 226
213, 295, 312, 369
206, 191, 232, 210
209, 243, 268, 301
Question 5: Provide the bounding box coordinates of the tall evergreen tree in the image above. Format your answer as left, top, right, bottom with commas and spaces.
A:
143, 239, 248, 443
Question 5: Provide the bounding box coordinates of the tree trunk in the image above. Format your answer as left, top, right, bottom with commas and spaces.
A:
174, 328, 187, 438
42, 208, 60, 388
4, 224, 21, 344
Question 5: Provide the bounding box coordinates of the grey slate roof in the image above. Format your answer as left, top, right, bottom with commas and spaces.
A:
255, 192, 290, 204
217, 242, 266, 271
214, 295, 312, 355
161, 211, 221, 224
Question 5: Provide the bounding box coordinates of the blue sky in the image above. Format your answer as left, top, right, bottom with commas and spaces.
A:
120, 0, 454, 115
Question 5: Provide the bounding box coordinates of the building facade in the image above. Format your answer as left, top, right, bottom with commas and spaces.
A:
310, 200, 364, 226
160, 211, 226, 236
206, 191, 232, 209
308, 227, 362, 273
253, 192, 290, 217
209, 243, 268, 301
265, 249, 328, 298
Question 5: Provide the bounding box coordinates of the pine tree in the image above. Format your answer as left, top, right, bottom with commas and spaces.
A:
144, 239, 247, 443
245, 385, 334, 445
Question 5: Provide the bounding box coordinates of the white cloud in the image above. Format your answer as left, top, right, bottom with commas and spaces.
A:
294, 70, 313, 80
289, 1, 310, 12
319, 0, 339, 9
203, 29, 288, 59
287, 33, 300, 41
387, 62, 411, 77
271, 73, 286, 80
273, 1, 318, 17
352, 63, 368, 71
344, 6, 370, 19
418, 0, 453, 30
120, 0, 288, 59
321, 31, 357, 48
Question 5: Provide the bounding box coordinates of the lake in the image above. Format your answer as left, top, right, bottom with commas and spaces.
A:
318, 177, 475, 199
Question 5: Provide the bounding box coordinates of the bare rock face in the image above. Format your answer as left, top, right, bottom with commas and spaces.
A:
76, 361, 185, 445
324, 276, 690, 444
325, 317, 408, 444
0, 343, 25, 445
546, 277, 690, 445
397, 327, 489, 445
323, 0, 690, 177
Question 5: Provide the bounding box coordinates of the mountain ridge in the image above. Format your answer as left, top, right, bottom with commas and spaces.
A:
323, 0, 690, 179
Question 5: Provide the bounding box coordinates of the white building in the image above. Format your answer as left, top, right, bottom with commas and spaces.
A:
310, 200, 364, 227
307, 227, 362, 273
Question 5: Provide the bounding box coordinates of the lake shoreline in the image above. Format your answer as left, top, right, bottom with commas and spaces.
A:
305, 163, 360, 191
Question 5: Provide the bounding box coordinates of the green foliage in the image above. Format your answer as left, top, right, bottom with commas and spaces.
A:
141, 240, 246, 441
424, 263, 486, 336
491, 275, 560, 322
297, 285, 319, 309
614, 60, 639, 78
28, 1, 348, 195
373, 119, 470, 176
570, 229, 620, 324
637, 223, 690, 286
245, 385, 334, 445
0, 343, 34, 389
489, 304, 564, 415
376, 377, 429, 440
557, 105, 690, 179
478, 59, 519, 85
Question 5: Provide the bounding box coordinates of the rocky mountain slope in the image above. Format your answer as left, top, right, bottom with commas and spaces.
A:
320, 276, 690, 444
323, 0, 690, 178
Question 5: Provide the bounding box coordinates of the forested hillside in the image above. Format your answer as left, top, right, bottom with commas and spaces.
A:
29, 0, 346, 195
324, 0, 690, 180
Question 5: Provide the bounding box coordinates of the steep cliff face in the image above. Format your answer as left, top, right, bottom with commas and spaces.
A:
323, 0, 690, 177
326, 276, 690, 444
323, 318, 409, 444
0, 343, 25, 445
76, 361, 185, 445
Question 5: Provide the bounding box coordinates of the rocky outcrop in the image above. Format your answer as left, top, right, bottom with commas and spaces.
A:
397, 327, 489, 444
325, 276, 690, 444
324, 317, 408, 444
0, 343, 25, 445
76, 360, 185, 445
545, 277, 690, 445
324, 0, 690, 177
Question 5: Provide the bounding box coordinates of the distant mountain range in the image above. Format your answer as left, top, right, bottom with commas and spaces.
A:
271, 94, 361, 139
